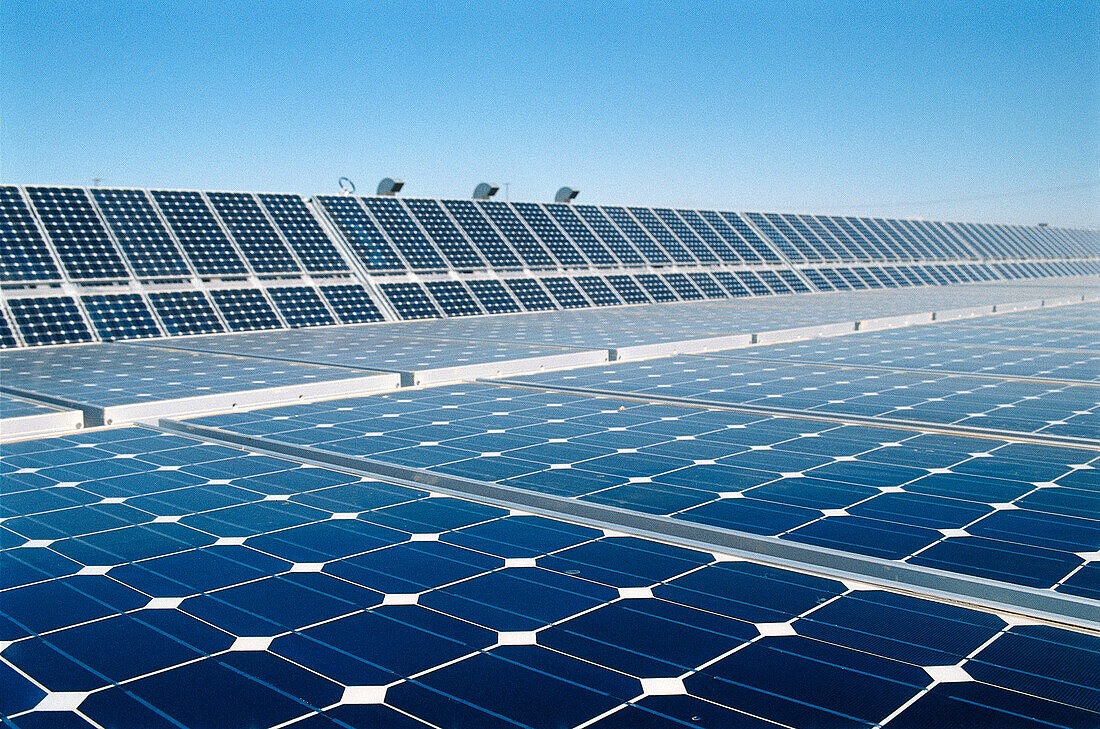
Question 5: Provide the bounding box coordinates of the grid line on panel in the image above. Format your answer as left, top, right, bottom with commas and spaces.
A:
600, 206, 671, 265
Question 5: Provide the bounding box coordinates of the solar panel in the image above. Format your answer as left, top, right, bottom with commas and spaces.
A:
379, 282, 443, 320
442, 200, 523, 269
775, 269, 810, 293
25, 186, 130, 280
652, 208, 719, 263
573, 205, 646, 265
605, 274, 651, 304
699, 209, 764, 263
719, 212, 784, 262
545, 203, 617, 266
91, 188, 191, 278
466, 279, 522, 314
504, 278, 557, 310
477, 201, 556, 268
361, 197, 447, 271
686, 271, 728, 298
734, 269, 772, 295
628, 207, 696, 263
267, 286, 337, 328
210, 289, 283, 331
711, 270, 753, 297
849, 266, 884, 288
634, 273, 679, 302
800, 268, 834, 291
745, 212, 808, 262
81, 293, 163, 341
778, 213, 839, 260
148, 291, 226, 335
511, 202, 588, 266
574, 275, 624, 306
151, 190, 249, 276
7, 296, 94, 345
207, 192, 301, 274
661, 273, 705, 300
820, 267, 852, 290
402, 198, 486, 270
424, 280, 484, 317
0, 185, 62, 282
542, 276, 592, 308
600, 206, 671, 265
676, 208, 741, 263
0, 305, 21, 347
257, 193, 350, 273
314, 196, 404, 272
319, 284, 385, 323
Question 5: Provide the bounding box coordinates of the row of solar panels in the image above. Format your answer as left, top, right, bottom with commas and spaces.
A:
3, 259, 1097, 347
3, 185, 1098, 286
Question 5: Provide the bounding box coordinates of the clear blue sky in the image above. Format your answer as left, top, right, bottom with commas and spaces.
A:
3, 1, 1097, 226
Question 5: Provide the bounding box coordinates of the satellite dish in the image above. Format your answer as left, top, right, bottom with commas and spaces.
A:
554, 186, 579, 203
338, 177, 356, 195
377, 177, 404, 196
473, 182, 499, 200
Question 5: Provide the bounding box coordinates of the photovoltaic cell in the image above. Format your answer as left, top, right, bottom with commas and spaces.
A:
148, 291, 226, 336
634, 273, 679, 302
319, 284, 385, 324
267, 287, 337, 328
573, 205, 646, 265
687, 271, 729, 299
425, 280, 483, 317
542, 277, 592, 308
545, 204, 617, 266
712, 271, 752, 297
257, 193, 350, 273
81, 293, 163, 341
511, 202, 588, 267
402, 198, 486, 270
0, 307, 19, 347
26, 186, 130, 281
442, 200, 522, 269
699, 209, 764, 263
361, 197, 447, 271
206, 192, 300, 274
0, 185, 61, 282
757, 269, 794, 294
314, 196, 404, 272
7, 296, 94, 345
504, 278, 557, 311
477, 201, 556, 268
466, 279, 522, 314
600, 206, 671, 265
379, 282, 443, 320
629, 207, 696, 263
151, 190, 248, 276
735, 270, 773, 295
676, 208, 741, 263
661, 273, 704, 300
210, 289, 283, 331
574, 275, 624, 306
605, 274, 651, 304
91, 188, 191, 278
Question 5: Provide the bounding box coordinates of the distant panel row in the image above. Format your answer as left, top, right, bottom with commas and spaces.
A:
0, 284, 383, 346
0, 186, 350, 283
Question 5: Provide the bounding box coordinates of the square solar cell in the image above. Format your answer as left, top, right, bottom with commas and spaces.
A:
574, 276, 623, 306
686, 271, 728, 298
425, 280, 483, 317
745, 212, 807, 262
148, 291, 226, 335
0, 185, 62, 282
661, 273, 704, 300
7, 296, 94, 345
207, 192, 300, 274
81, 293, 164, 341
634, 273, 679, 302
820, 268, 853, 290
653, 208, 719, 263
628, 207, 696, 263
504, 278, 557, 311
257, 193, 349, 273
719, 211, 784, 262
708, 270, 751, 297
379, 282, 443, 320
676, 209, 741, 263
151, 190, 248, 276
315, 196, 404, 272
443, 200, 523, 269
403, 198, 486, 269
210, 289, 283, 331
511, 202, 588, 267
604, 274, 650, 304
699, 209, 764, 263
26, 186, 130, 280
320, 284, 385, 323
466, 279, 522, 314
541, 277, 591, 308
268, 286, 337, 328
91, 188, 191, 278
361, 197, 447, 271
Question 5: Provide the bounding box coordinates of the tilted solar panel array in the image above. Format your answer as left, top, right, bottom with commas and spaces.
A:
1, 184, 1097, 347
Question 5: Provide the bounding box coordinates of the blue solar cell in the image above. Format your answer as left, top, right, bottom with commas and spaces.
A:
361, 197, 447, 271
379, 282, 443, 320
628, 207, 696, 263
466, 279, 521, 314
91, 188, 191, 278
800, 268, 833, 291
81, 294, 163, 341
425, 280, 483, 317
604, 274, 651, 304
544, 204, 617, 266
511, 202, 588, 267
573, 206, 646, 265
661, 273, 704, 300
148, 291, 225, 335
257, 193, 349, 273
686, 271, 728, 298
477, 201, 556, 268
599, 206, 671, 265
267, 287, 337, 328
634, 273, 679, 302
151, 190, 248, 276
402, 198, 486, 269
7, 296, 94, 345
541, 277, 591, 308
314, 195, 404, 272
504, 278, 557, 310
207, 192, 300, 274
319, 284, 385, 323
209, 289, 282, 331
746, 212, 808, 262
442, 200, 522, 269
0, 186, 62, 282
711, 270, 753, 296
26, 187, 130, 281
574, 276, 623, 306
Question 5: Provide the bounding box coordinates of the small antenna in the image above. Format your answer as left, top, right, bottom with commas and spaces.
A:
504, 182, 510, 201
93, 178, 102, 187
